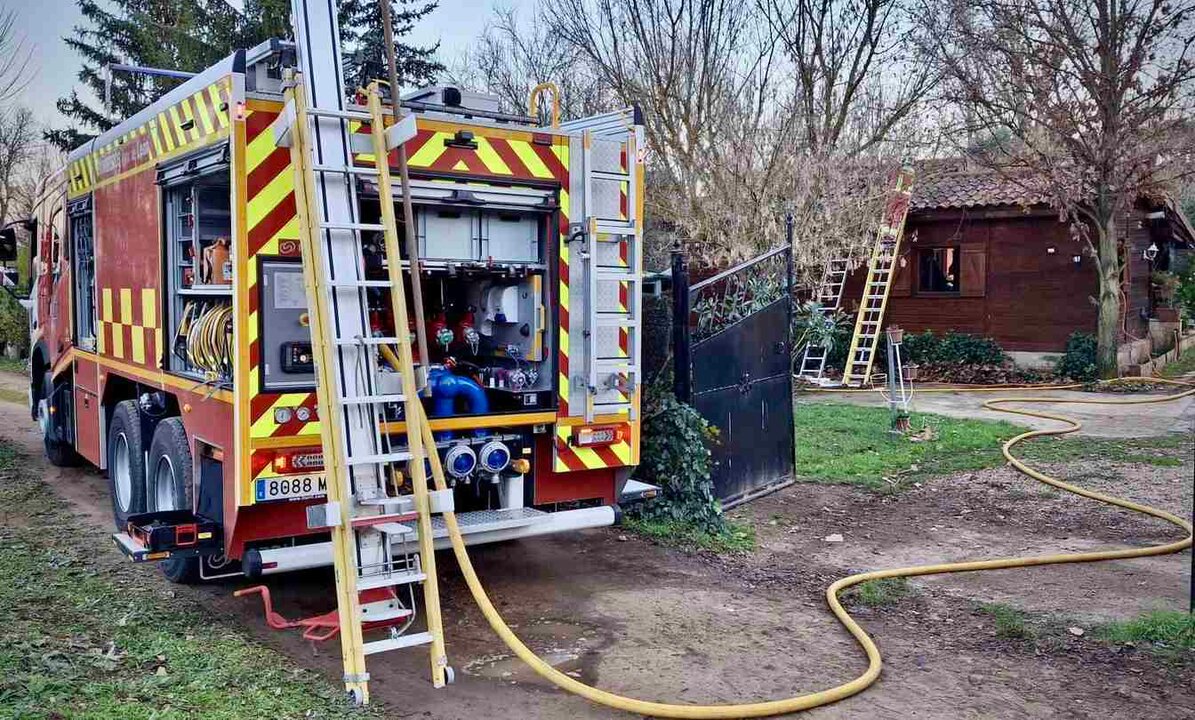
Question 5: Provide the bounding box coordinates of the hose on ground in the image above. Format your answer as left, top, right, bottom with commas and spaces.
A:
419, 376, 1194, 718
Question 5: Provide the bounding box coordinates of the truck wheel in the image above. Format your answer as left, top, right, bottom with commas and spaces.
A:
106, 400, 146, 529
149, 417, 199, 584
39, 372, 79, 468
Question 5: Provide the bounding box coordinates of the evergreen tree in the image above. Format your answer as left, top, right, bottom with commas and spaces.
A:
340, 0, 442, 94
48, 0, 441, 152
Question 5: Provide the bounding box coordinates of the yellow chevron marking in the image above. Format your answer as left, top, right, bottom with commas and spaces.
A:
194, 90, 215, 136
209, 84, 228, 129
408, 131, 450, 167
101, 288, 113, 322
511, 141, 551, 178
258, 216, 299, 256
474, 138, 511, 175
172, 103, 192, 144
452, 159, 469, 172
246, 118, 278, 170
149, 121, 164, 156
158, 114, 176, 152
247, 168, 293, 229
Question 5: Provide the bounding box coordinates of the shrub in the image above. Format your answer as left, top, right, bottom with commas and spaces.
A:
792, 301, 852, 370
0, 293, 28, 358
1055, 332, 1098, 381
629, 395, 725, 533
894, 330, 1005, 366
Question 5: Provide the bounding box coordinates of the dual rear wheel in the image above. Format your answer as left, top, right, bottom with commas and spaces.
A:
106, 401, 198, 583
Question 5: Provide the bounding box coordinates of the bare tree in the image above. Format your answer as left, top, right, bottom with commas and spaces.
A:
761, 0, 935, 154
0, 10, 34, 104
924, 0, 1195, 375
0, 107, 38, 227
451, 6, 608, 122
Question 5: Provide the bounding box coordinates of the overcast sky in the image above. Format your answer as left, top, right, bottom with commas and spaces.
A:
5, 0, 520, 134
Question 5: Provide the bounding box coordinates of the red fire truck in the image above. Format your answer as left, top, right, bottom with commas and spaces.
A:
13, 39, 648, 583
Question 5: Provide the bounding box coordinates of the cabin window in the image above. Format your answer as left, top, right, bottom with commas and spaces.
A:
918, 246, 960, 293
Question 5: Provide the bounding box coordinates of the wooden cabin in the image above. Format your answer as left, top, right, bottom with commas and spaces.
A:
842, 163, 1195, 367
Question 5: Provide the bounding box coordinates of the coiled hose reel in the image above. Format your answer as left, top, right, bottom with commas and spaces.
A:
175, 301, 233, 380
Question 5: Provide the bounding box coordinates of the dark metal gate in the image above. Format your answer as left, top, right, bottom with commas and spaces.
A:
674, 245, 795, 507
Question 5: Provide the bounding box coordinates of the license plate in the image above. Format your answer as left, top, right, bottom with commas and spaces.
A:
255, 474, 327, 503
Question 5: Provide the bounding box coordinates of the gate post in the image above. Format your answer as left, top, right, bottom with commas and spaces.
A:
671, 244, 692, 403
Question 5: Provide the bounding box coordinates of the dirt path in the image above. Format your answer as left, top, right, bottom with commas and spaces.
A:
1, 371, 1192, 719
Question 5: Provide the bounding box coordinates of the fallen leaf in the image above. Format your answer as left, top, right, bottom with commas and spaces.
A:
1068, 627, 1085, 637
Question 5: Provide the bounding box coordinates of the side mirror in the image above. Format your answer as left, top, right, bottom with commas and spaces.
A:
0, 227, 16, 263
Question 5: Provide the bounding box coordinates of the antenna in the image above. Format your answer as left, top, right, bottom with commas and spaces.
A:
103, 63, 197, 121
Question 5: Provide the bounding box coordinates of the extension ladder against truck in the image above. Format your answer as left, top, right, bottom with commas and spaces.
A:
272, 1, 449, 702
841, 168, 915, 387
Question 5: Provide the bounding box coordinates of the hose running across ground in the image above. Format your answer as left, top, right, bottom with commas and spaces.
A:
424, 377, 1194, 718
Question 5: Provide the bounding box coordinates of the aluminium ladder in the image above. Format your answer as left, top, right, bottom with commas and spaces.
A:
278, 70, 452, 704
840, 167, 916, 387
559, 112, 644, 422
796, 257, 850, 380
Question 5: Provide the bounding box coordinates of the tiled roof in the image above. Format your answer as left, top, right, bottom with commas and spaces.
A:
911, 159, 1048, 211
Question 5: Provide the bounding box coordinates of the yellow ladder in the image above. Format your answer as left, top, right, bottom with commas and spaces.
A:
841, 167, 915, 387
282, 73, 451, 704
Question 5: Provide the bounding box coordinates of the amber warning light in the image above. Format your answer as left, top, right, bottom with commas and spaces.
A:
572, 425, 624, 448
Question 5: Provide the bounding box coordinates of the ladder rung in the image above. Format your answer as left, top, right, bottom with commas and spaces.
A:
596, 271, 638, 282
595, 316, 635, 327
593, 221, 636, 235
308, 106, 371, 122
363, 631, 433, 656
312, 164, 377, 176
373, 522, 413, 535
328, 279, 393, 289
320, 221, 385, 232
356, 569, 427, 592
592, 170, 631, 182
334, 336, 402, 346
345, 451, 413, 467
339, 393, 406, 405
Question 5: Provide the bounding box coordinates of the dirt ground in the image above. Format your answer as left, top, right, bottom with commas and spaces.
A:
2, 370, 1193, 719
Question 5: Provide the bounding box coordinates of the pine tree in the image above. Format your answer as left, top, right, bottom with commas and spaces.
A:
47, 0, 244, 151
340, 0, 443, 94
48, 0, 441, 152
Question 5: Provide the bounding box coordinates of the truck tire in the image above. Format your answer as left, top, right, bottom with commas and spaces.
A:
39, 372, 79, 468
148, 417, 199, 584
106, 400, 147, 529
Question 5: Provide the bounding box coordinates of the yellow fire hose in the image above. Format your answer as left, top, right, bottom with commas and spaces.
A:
412, 375, 1192, 718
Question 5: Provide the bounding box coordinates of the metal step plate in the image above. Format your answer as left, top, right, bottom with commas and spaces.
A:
428, 507, 546, 538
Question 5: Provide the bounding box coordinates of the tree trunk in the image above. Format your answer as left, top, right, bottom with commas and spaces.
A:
1095, 218, 1121, 378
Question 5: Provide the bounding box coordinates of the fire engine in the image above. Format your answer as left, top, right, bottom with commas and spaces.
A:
11, 30, 648, 589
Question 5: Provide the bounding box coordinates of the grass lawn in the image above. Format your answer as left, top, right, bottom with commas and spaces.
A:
794, 402, 1021, 490
0, 441, 374, 720
0, 356, 25, 375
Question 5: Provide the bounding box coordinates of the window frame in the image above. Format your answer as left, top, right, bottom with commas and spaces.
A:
916, 245, 963, 296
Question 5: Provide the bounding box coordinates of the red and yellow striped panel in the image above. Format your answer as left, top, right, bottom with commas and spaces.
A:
351, 121, 568, 184
242, 103, 319, 440
553, 424, 633, 472
68, 77, 233, 198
